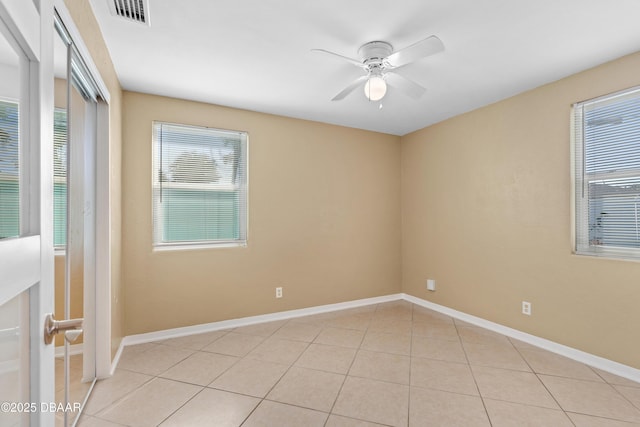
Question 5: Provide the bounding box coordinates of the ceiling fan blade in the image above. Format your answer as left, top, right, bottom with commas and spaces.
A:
331, 75, 368, 101
385, 35, 444, 68
311, 49, 364, 68
384, 72, 426, 100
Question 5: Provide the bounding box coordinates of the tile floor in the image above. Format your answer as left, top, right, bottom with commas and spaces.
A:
75, 301, 640, 426
56, 353, 91, 426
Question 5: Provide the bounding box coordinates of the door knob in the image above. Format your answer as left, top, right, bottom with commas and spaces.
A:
44, 314, 83, 345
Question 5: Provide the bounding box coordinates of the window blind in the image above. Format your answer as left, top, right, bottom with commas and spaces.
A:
152, 122, 248, 247
574, 87, 640, 257
0, 100, 20, 240
53, 108, 68, 247
0, 101, 67, 243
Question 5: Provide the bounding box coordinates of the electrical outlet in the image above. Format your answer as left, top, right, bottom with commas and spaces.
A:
427, 279, 436, 291
275, 287, 283, 298
522, 301, 531, 316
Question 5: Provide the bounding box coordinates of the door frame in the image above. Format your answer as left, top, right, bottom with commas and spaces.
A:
53, 0, 112, 380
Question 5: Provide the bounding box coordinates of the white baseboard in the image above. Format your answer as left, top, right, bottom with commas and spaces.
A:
111, 292, 640, 384
403, 293, 640, 384
122, 293, 403, 347
54, 343, 83, 358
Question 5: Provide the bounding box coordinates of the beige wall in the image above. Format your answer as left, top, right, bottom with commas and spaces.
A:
401, 51, 640, 369
60, 0, 640, 371
63, 0, 124, 358
121, 92, 402, 334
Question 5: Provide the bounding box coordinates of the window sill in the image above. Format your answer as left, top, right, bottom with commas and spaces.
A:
153, 241, 247, 252
573, 248, 640, 263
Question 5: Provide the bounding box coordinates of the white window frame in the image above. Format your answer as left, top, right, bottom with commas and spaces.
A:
152, 121, 248, 250
573, 86, 640, 260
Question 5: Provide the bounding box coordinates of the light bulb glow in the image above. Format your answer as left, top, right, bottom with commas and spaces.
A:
364, 76, 387, 101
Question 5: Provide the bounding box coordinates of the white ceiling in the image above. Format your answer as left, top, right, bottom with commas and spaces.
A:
88, 0, 640, 136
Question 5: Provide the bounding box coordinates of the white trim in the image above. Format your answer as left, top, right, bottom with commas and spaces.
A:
0, 0, 40, 61
402, 294, 640, 384
122, 294, 403, 346
575, 247, 640, 262
95, 101, 111, 378
152, 241, 247, 252
112, 293, 640, 385
81, 96, 98, 385
53, 0, 110, 104
28, 0, 56, 423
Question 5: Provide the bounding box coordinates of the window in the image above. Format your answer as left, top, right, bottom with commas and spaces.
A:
573, 87, 640, 258
0, 101, 67, 244
152, 122, 248, 248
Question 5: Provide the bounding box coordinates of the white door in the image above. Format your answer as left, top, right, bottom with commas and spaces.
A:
0, 1, 56, 426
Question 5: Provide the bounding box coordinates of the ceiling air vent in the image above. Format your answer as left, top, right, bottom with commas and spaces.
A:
108, 0, 150, 26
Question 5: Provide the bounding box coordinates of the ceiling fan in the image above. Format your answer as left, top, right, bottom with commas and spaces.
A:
312, 35, 444, 102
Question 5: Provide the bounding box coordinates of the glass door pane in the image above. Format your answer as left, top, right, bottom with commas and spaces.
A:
0, 18, 21, 240
0, 293, 29, 427
0, 15, 29, 425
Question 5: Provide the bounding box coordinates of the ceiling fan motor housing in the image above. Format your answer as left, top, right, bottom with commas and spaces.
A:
359, 41, 393, 72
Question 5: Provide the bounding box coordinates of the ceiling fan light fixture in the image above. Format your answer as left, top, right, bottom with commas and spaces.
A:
364, 75, 386, 101
315, 35, 442, 102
